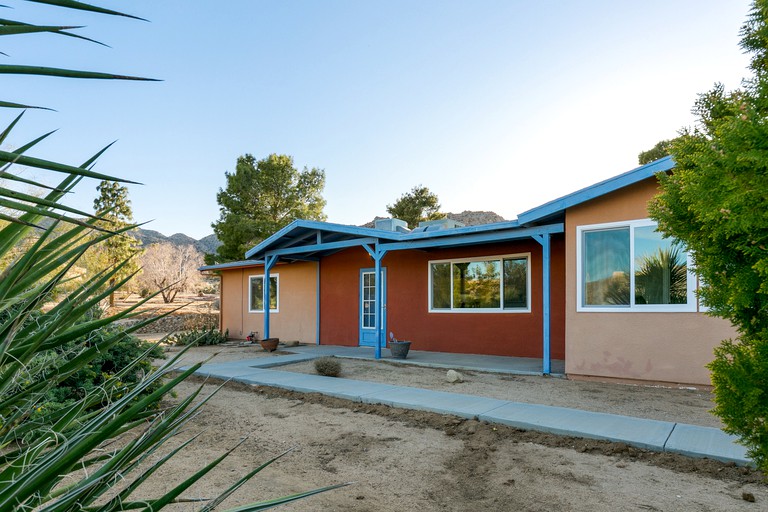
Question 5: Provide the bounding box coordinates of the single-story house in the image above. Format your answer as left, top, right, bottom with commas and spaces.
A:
201, 156, 736, 387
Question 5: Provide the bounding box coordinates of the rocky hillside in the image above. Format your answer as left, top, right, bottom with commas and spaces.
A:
445, 211, 505, 226
361, 211, 506, 229
131, 228, 221, 255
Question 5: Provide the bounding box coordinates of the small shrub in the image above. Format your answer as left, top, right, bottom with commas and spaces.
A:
171, 326, 228, 346
314, 356, 342, 377
708, 333, 768, 472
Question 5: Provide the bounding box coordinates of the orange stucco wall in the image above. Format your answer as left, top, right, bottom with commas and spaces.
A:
219, 262, 317, 343
319, 239, 565, 359
564, 178, 737, 386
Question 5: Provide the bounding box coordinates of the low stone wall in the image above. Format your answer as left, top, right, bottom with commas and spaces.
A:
126, 312, 219, 334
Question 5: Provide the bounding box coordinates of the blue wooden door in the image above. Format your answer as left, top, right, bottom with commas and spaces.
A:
359, 268, 386, 347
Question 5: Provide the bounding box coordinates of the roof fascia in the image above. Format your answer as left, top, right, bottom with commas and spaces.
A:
517, 156, 675, 225
199, 260, 265, 272
380, 223, 564, 252
244, 219, 399, 259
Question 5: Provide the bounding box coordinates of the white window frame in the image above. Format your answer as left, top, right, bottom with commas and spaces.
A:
248, 273, 279, 313
576, 219, 697, 313
427, 253, 531, 313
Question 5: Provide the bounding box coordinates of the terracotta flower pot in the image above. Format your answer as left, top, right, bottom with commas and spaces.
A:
259, 338, 279, 352
389, 340, 411, 359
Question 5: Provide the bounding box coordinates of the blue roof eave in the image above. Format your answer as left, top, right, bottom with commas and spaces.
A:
199, 259, 265, 272
516, 155, 675, 225
243, 219, 402, 260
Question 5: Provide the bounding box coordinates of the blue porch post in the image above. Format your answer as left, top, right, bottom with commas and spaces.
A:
263, 254, 278, 339
362, 244, 388, 359
533, 234, 551, 375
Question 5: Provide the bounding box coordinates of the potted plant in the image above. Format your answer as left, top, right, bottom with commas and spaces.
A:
388, 332, 411, 359
260, 337, 280, 352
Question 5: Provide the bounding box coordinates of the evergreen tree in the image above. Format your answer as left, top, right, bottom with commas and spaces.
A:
649, 0, 768, 471
638, 138, 676, 165
210, 153, 326, 263
386, 185, 445, 229
92, 180, 141, 306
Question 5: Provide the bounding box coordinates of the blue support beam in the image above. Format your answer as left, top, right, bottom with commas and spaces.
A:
362, 244, 388, 359
263, 254, 278, 339
533, 234, 551, 375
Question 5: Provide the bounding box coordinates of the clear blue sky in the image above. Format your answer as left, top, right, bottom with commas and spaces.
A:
3, 0, 753, 239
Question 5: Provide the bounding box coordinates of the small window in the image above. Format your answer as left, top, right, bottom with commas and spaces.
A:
249, 274, 279, 312
429, 254, 530, 313
577, 220, 696, 312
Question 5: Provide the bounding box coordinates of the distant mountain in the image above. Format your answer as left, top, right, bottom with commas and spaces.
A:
445, 211, 506, 226
361, 211, 506, 229
131, 228, 221, 255
131, 211, 505, 255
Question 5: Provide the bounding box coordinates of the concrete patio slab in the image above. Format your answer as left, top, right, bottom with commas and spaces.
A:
227, 369, 399, 401
360, 387, 508, 419
479, 402, 675, 451
289, 345, 566, 375
665, 423, 750, 465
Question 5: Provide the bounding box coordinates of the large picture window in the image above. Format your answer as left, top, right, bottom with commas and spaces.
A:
577, 220, 696, 312
249, 274, 279, 312
429, 254, 530, 312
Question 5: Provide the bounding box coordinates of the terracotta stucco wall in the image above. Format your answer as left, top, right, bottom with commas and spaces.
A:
219, 262, 318, 343
564, 178, 736, 386
319, 239, 565, 358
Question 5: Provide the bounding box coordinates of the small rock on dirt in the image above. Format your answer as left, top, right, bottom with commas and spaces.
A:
742, 492, 756, 502
446, 370, 464, 383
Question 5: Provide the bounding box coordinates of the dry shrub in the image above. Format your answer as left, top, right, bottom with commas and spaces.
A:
314, 357, 341, 377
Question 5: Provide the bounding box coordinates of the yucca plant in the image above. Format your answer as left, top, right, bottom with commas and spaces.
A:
0, 2, 346, 510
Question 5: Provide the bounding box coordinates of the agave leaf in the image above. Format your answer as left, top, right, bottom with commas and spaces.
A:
221, 483, 353, 512
0, 100, 52, 110
0, 171, 62, 192
10, 129, 60, 157
0, 18, 107, 46
0, 363, 198, 507
0, 64, 156, 81
0, 111, 24, 144
0, 186, 98, 218
94, 432, 204, 512
0, 24, 82, 36
0, 149, 139, 183
0, 211, 41, 228
25, 0, 148, 21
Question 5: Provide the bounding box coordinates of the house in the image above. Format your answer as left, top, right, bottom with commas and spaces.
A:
201, 156, 736, 387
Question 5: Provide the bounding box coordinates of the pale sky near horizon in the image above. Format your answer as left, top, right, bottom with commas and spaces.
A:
3, 0, 754, 240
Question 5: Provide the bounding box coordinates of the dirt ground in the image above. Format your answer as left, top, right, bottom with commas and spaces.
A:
136, 344, 767, 511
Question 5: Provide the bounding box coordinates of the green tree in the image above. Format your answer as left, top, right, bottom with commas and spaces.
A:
649, 0, 768, 471
386, 184, 445, 229
210, 153, 326, 263
92, 180, 142, 306
638, 138, 676, 165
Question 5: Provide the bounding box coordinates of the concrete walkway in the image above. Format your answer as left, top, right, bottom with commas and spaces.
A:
188, 346, 750, 467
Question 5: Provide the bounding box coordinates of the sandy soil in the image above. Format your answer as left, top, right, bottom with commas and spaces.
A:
133, 345, 768, 511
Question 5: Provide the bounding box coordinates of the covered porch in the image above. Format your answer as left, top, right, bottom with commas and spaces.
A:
241, 218, 565, 374
285, 344, 566, 376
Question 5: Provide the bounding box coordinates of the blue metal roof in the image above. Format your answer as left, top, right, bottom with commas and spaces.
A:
516, 155, 675, 225
237, 217, 561, 263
